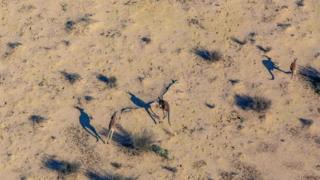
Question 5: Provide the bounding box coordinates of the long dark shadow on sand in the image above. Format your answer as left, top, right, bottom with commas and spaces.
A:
75, 106, 105, 143
262, 56, 290, 80
127, 92, 159, 124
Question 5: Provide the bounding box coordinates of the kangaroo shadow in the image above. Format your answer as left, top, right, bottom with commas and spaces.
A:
127, 92, 159, 124
262, 56, 290, 80
75, 106, 105, 143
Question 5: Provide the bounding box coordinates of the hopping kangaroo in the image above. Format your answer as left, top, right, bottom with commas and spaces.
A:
107, 111, 120, 144
290, 58, 297, 79
157, 97, 171, 126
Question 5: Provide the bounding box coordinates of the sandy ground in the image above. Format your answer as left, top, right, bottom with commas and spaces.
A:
0, 0, 320, 179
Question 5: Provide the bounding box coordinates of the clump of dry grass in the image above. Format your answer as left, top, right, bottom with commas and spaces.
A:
299, 118, 313, 128
256, 45, 272, 53
3, 42, 22, 57
299, 66, 320, 95
235, 94, 271, 113
85, 170, 137, 180
150, 144, 169, 159
65, 14, 94, 32
107, 127, 169, 158
220, 171, 237, 180
141, 37, 151, 44
162, 166, 177, 173
42, 156, 80, 177
7, 42, 22, 49
29, 115, 47, 127
296, 0, 304, 7
250, 96, 272, 113
84, 95, 94, 102
230, 37, 247, 45
132, 129, 155, 152
220, 162, 261, 180
60, 71, 81, 84
116, 129, 169, 159
193, 48, 222, 63
111, 162, 122, 169
97, 74, 117, 88
65, 20, 75, 32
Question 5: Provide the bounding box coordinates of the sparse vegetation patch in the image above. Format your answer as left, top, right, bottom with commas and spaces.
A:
299, 66, 320, 95
150, 144, 169, 159
42, 156, 80, 176
7, 42, 22, 49
60, 71, 81, 84
162, 166, 177, 173
97, 74, 117, 88
113, 129, 170, 159
299, 118, 313, 128
193, 48, 222, 63
29, 115, 46, 126
235, 94, 271, 113
85, 170, 137, 180
132, 129, 155, 152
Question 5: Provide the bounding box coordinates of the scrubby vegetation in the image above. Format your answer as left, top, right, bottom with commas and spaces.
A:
65, 14, 93, 32
230, 37, 247, 45
110, 162, 122, 169
85, 170, 137, 180
235, 94, 271, 113
299, 66, 320, 95
141, 37, 151, 44
65, 20, 75, 32
2, 1, 320, 179
84, 95, 94, 102
193, 48, 222, 63
7, 42, 22, 49
130, 130, 169, 158
110, 129, 169, 159
220, 162, 262, 180
60, 71, 81, 84
29, 115, 46, 126
42, 156, 80, 176
299, 118, 313, 128
256, 45, 272, 53
132, 129, 155, 151
97, 74, 117, 88
162, 166, 177, 173
150, 144, 169, 159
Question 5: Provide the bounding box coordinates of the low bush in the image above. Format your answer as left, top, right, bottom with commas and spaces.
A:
299, 66, 320, 95
235, 95, 271, 113
193, 48, 222, 63
42, 156, 80, 176
60, 71, 81, 84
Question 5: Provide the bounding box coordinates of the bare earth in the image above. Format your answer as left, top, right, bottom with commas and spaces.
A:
0, 0, 320, 179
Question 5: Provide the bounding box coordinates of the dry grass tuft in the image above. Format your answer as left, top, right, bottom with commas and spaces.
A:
193, 48, 222, 63
235, 95, 271, 113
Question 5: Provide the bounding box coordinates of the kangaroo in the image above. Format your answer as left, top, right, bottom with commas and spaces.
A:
157, 97, 171, 126
107, 111, 120, 144
290, 58, 297, 79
